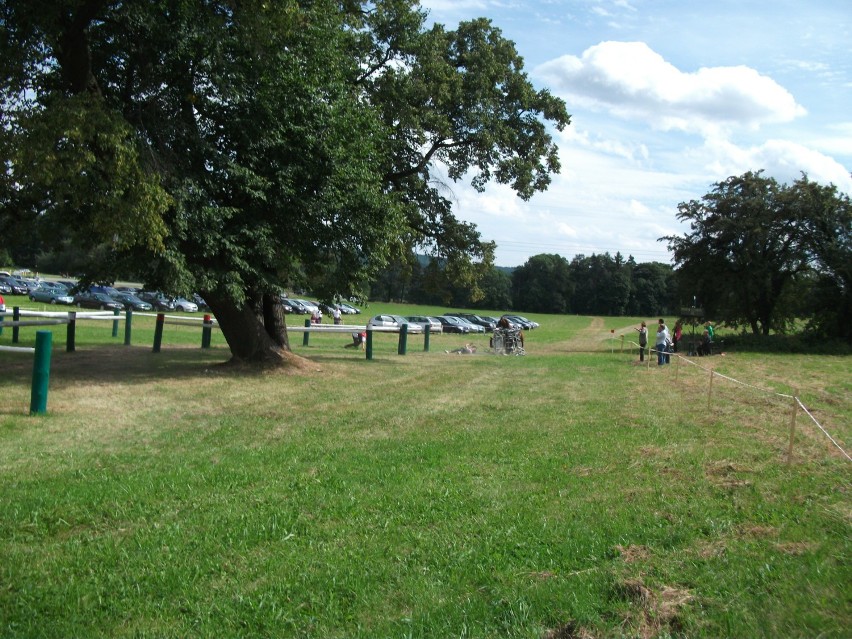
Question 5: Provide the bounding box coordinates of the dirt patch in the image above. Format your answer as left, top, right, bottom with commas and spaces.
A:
543, 621, 595, 639
616, 544, 652, 564
616, 577, 693, 639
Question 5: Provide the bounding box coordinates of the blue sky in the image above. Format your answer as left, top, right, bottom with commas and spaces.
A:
421, 0, 852, 266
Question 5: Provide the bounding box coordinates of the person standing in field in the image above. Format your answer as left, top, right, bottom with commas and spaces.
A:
656, 320, 670, 366
672, 320, 683, 353
635, 321, 648, 362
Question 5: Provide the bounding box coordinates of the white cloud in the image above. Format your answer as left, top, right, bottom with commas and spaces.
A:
535, 41, 806, 136
703, 138, 852, 193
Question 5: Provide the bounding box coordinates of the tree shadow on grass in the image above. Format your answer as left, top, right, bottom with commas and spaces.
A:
0, 344, 253, 390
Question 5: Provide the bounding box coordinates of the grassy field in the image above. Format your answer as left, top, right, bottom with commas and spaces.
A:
1, 298, 850, 638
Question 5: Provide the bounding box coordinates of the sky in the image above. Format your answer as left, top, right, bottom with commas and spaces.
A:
419, 0, 852, 267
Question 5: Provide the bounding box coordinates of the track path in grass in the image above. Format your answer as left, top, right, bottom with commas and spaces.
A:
537, 316, 641, 354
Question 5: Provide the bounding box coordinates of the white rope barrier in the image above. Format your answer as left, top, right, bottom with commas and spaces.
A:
796, 398, 852, 462
619, 333, 849, 463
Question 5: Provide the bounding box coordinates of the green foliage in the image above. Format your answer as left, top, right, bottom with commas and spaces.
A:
665, 171, 851, 339
1, 0, 570, 361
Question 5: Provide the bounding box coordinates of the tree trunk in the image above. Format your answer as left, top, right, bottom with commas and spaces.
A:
262, 294, 290, 350
201, 289, 289, 365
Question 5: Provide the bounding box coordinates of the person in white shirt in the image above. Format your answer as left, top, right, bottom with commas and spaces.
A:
656, 319, 670, 366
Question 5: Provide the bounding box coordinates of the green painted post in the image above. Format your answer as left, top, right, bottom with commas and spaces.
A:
398, 323, 408, 355
30, 330, 52, 415
112, 308, 120, 337
201, 314, 212, 349
153, 313, 164, 352
124, 308, 133, 345
423, 324, 430, 352
66, 311, 76, 352
366, 328, 373, 360
12, 307, 20, 343
302, 319, 310, 346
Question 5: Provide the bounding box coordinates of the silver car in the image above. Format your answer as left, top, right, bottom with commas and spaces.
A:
29, 283, 74, 305
367, 314, 423, 333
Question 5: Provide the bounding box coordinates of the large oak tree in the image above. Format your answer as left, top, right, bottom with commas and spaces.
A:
664, 171, 851, 338
1, 0, 570, 363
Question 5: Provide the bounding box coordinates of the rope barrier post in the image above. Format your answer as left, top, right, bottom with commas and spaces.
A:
365, 328, 373, 361
707, 368, 715, 412
786, 391, 799, 465
398, 323, 408, 355
201, 314, 212, 349
66, 311, 76, 352
646, 347, 651, 371
423, 324, 430, 352
112, 308, 120, 337
675, 353, 680, 382
30, 330, 52, 415
13, 307, 20, 343
153, 313, 164, 353
620, 334, 624, 353
302, 319, 310, 347
124, 308, 133, 346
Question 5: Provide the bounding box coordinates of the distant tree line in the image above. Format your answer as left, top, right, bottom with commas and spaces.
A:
372, 171, 851, 344
8, 167, 850, 344
369, 251, 680, 317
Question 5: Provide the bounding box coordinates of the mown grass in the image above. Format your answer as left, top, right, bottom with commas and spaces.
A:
0, 300, 850, 638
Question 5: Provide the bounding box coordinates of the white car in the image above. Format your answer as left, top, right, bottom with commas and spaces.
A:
406, 315, 443, 333
173, 297, 199, 312
367, 314, 423, 333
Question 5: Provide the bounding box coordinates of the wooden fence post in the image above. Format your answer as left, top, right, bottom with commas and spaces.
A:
302, 319, 310, 347
66, 311, 76, 352
124, 308, 133, 346
398, 323, 408, 355
153, 313, 164, 352
201, 314, 212, 349
30, 331, 52, 415
786, 392, 799, 465
707, 368, 715, 412
423, 324, 430, 352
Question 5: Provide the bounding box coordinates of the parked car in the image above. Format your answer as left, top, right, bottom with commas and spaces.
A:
367, 314, 423, 333
90, 285, 121, 297
110, 292, 153, 311
138, 291, 176, 311
29, 283, 74, 305
57, 280, 78, 292
283, 298, 308, 314
73, 291, 125, 311
446, 315, 485, 333
116, 286, 141, 294
501, 314, 539, 329
318, 302, 338, 316
446, 312, 495, 332
406, 315, 444, 333
338, 302, 361, 314
0, 276, 30, 295
294, 299, 319, 314
173, 296, 199, 312
0, 280, 11, 294
435, 315, 471, 334
192, 294, 210, 311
